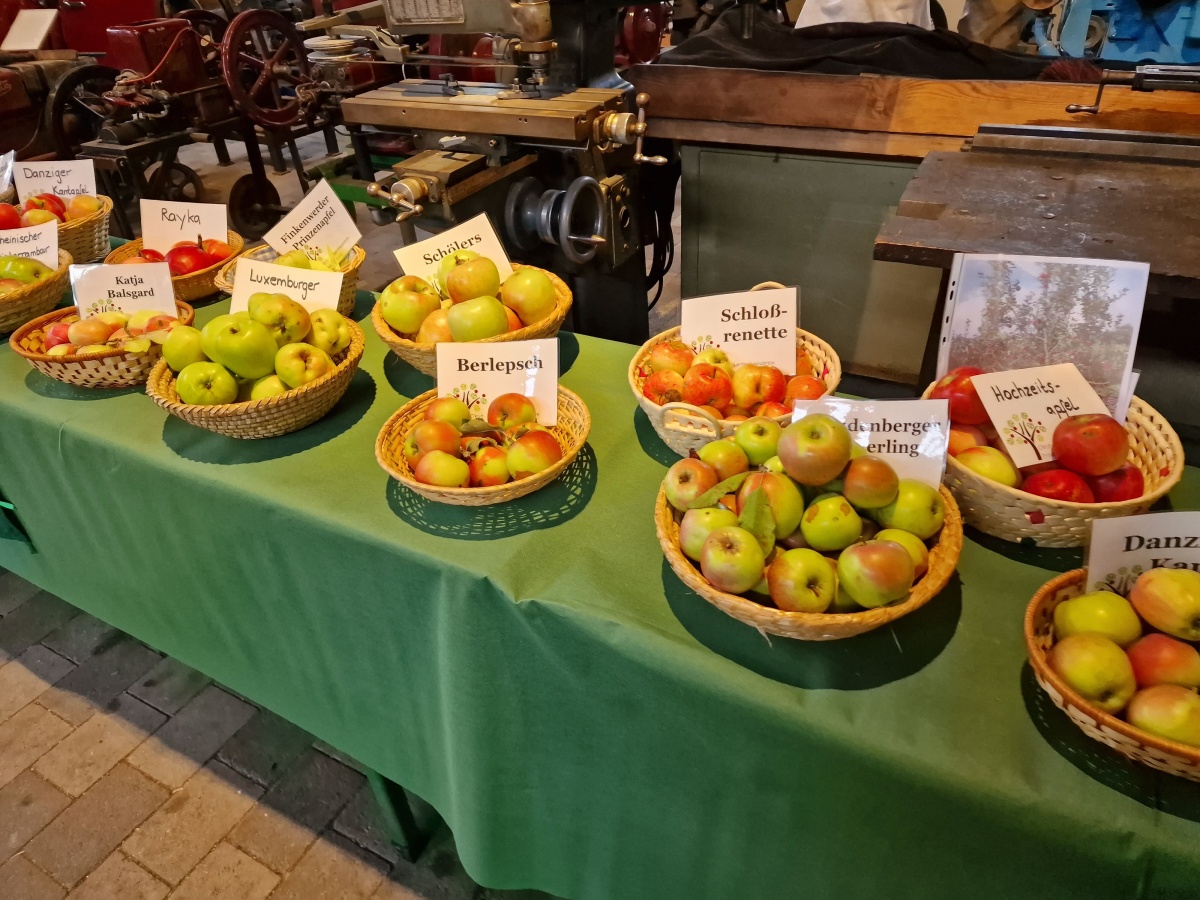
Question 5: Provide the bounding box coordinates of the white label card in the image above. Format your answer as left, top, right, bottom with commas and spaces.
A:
228, 258, 344, 314
392, 213, 513, 289
263, 180, 361, 257
680, 287, 798, 374
1, 9, 57, 51
70, 263, 175, 318
436, 339, 558, 427
0, 151, 13, 194
791, 397, 950, 488
140, 200, 228, 254
1086, 512, 1200, 594
0, 220, 57, 267
971, 364, 1110, 469
14, 160, 95, 201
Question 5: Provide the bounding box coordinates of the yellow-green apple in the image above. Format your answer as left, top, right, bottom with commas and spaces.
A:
700, 525, 766, 594
948, 425, 988, 457
65, 195, 102, 220
682, 364, 732, 411
94, 311, 128, 330
763, 456, 785, 476
19, 208, 58, 227
414, 450, 470, 487
679, 506, 739, 561
381, 275, 440, 333
1130, 568, 1200, 641
842, 456, 900, 509
755, 401, 792, 418
67, 318, 117, 345
203, 318, 278, 379
249, 292, 311, 347
875, 528, 928, 578
784, 375, 826, 405
871, 479, 945, 540
697, 439, 748, 481
43, 321, 72, 350
693, 348, 733, 380
1126, 634, 1200, 689
446, 256, 500, 304
200, 314, 238, 345
767, 548, 836, 613
956, 446, 1020, 487
642, 370, 683, 405
1126, 685, 1200, 746
162, 326, 206, 372
648, 340, 693, 377
1052, 413, 1129, 477
46, 344, 76, 357
731, 364, 786, 410
1053, 590, 1142, 647
734, 416, 783, 466
469, 445, 510, 487
837, 539, 915, 608
1048, 633, 1137, 714
929, 366, 989, 425
800, 494, 863, 552
499, 267, 556, 325
275, 248, 311, 269
308, 309, 351, 355
176, 361, 238, 405
119, 338, 152, 354
410, 419, 461, 464
663, 458, 719, 511
777, 413, 852, 485
249, 374, 289, 400
274, 342, 334, 388
435, 249, 480, 296
830, 583, 863, 613
426, 396, 472, 429
447, 295, 508, 341
487, 393, 537, 429
0, 256, 51, 283
416, 308, 452, 344
736, 472, 804, 539
507, 429, 562, 479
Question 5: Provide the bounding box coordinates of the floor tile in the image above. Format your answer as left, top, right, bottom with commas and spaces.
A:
216, 709, 312, 789
0, 646, 75, 723
267, 832, 387, 900
0, 770, 71, 864
0, 703, 73, 791
0, 853, 66, 900
169, 842, 278, 900
127, 657, 210, 717
64, 851, 168, 900
37, 639, 161, 728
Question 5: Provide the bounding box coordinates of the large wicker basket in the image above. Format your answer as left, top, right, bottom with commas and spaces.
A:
1026, 568, 1200, 781
11, 300, 195, 388
59, 195, 113, 263
145, 319, 364, 439
0, 248, 72, 334
372, 264, 572, 377
922, 385, 1183, 548
376, 386, 591, 506
214, 244, 365, 318
656, 484, 961, 640
104, 231, 244, 305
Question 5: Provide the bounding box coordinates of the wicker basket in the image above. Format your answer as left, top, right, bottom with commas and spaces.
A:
104, 231, 244, 305
214, 244, 365, 317
145, 319, 364, 439
922, 385, 1183, 548
1026, 569, 1200, 781
11, 299, 195, 388
0, 249, 72, 334
0, 185, 13, 205
58, 195, 113, 263
376, 386, 591, 506
656, 484, 961, 640
372, 264, 572, 377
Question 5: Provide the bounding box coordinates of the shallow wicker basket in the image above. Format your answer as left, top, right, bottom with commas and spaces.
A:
922, 385, 1183, 548
104, 231, 244, 305
376, 386, 591, 506
373, 264, 572, 377
1026, 568, 1200, 781
214, 243, 365, 318
0, 248, 72, 334
11, 299, 195, 388
145, 319, 364, 439
58, 195, 113, 263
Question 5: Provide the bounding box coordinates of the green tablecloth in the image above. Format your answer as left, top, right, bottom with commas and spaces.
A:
2, 294, 1199, 900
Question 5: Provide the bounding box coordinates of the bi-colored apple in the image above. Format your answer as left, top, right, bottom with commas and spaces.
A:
435, 249, 480, 297
499, 268, 557, 326
507, 429, 562, 478
648, 340, 693, 377
663, 458, 719, 512
800, 494, 862, 552
874, 528, 929, 579
414, 450, 470, 487
446, 256, 501, 304
693, 348, 734, 380
697, 439, 748, 481
679, 506, 739, 561
487, 393, 537, 429
682, 364, 732, 411
777, 413, 852, 486
700, 525, 766, 595
956, 446, 1021, 488
841, 456, 899, 509
736, 472, 804, 539
67, 319, 117, 346
1126, 685, 1200, 746
468, 446, 511, 487
425, 396, 472, 429
1130, 568, 1200, 641
767, 548, 836, 613
837, 540, 915, 608
643, 370, 683, 405
731, 364, 786, 411
784, 375, 825, 405
416, 308, 453, 344
1126, 634, 1200, 689
947, 425, 988, 456
871, 479, 945, 540
1048, 633, 1137, 714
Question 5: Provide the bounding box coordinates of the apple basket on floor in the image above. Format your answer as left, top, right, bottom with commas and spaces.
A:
11, 299, 195, 389
376, 386, 590, 507
372, 264, 572, 377
145, 319, 365, 439
0, 249, 72, 334
214, 244, 366, 318
922, 385, 1183, 548
656, 485, 962, 640
59, 195, 114, 263
104, 231, 245, 305
1026, 569, 1200, 781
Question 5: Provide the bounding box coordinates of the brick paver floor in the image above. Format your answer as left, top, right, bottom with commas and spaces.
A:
0, 570, 554, 900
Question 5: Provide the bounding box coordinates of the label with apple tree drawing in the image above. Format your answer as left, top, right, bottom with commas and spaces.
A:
70, 263, 175, 318
679, 286, 797, 374
436, 339, 559, 426
263, 180, 361, 258
970, 364, 1109, 469
0, 220, 57, 267
1086, 512, 1200, 593
140, 200, 229, 254
791, 397, 950, 487
0, 151, 13, 194
229, 259, 344, 314
14, 159, 96, 201
392, 213, 513, 289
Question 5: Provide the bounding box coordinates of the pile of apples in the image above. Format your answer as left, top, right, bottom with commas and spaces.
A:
42, 308, 182, 357
273, 246, 351, 272
161, 293, 351, 405
641, 340, 826, 421
379, 251, 557, 343
664, 412, 946, 613
935, 367, 1143, 503
1046, 568, 1200, 748
0, 254, 54, 296
0, 193, 104, 229
404, 393, 562, 489
120, 235, 232, 277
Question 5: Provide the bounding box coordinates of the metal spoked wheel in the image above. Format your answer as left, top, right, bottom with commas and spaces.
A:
147, 162, 206, 202
220, 9, 312, 129
228, 174, 284, 240
46, 65, 119, 159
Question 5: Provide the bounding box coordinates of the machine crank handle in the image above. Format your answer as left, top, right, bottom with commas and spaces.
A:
367, 178, 426, 223
633, 93, 668, 165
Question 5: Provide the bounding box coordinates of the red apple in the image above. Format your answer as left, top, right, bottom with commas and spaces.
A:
842, 456, 900, 509
165, 244, 216, 276
507, 429, 562, 479
0, 204, 20, 230
754, 401, 791, 418
648, 340, 694, 377
487, 392, 537, 430
1086, 462, 1144, 502
468, 445, 511, 487
1020, 469, 1095, 503
139, 248, 166, 263
23, 193, 65, 220
731, 364, 786, 411
930, 366, 988, 425
1126, 634, 1200, 689
642, 370, 683, 405
201, 238, 232, 261
410, 419, 461, 466
783, 375, 826, 405
682, 364, 732, 411
663, 458, 719, 512
1052, 414, 1128, 477
42, 321, 72, 350
947, 425, 987, 457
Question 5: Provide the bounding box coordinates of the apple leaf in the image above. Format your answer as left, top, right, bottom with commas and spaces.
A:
459, 418, 497, 436
686, 472, 750, 510
738, 487, 776, 556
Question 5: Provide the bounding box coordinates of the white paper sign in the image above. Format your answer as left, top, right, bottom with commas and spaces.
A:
14, 160, 96, 201
436, 339, 559, 426
229, 258, 344, 314
0, 220, 57, 267
971, 364, 1110, 469
70, 263, 175, 318
140, 200, 228, 254
792, 397, 950, 487
0, 151, 13, 194
1086, 512, 1200, 594
393, 213, 513, 290
264, 180, 361, 257
1, 9, 57, 51
680, 287, 798, 374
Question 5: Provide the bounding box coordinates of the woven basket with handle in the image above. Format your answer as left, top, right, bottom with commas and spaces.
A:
922, 385, 1183, 547
104, 231, 244, 305
145, 319, 364, 439
372, 264, 572, 376
58, 195, 113, 263
11, 300, 195, 388
214, 244, 366, 317
0, 248, 72, 334
376, 386, 590, 506
1026, 568, 1200, 781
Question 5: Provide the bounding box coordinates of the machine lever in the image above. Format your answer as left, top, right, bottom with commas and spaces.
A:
632, 93, 668, 165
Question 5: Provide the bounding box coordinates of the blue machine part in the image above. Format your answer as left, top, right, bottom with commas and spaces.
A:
1036, 0, 1200, 63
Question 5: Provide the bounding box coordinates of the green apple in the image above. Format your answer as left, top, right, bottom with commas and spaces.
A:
800, 494, 862, 552
381, 275, 441, 334
700, 525, 766, 594
778, 413, 853, 486
435, 249, 480, 297
1048, 633, 1137, 714
871, 479, 945, 540
767, 548, 836, 613
176, 361, 238, 405
275, 248, 311, 269
733, 417, 782, 466
679, 506, 739, 561
308, 308, 351, 356
763, 455, 785, 475
698, 439, 749, 482
1126, 685, 1200, 746
500, 268, 557, 326
201, 314, 239, 344
248, 292, 311, 347
446, 295, 508, 342
275, 342, 334, 389
874, 529, 929, 579
249, 374, 289, 400
837, 540, 915, 609
1054, 590, 1142, 648
162, 325, 208, 372
0, 256, 52, 283
202, 318, 278, 380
